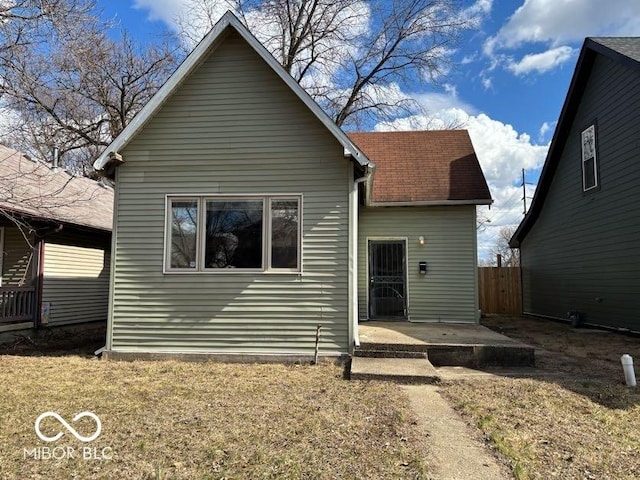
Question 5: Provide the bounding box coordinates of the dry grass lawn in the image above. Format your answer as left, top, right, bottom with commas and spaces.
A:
442, 316, 640, 480
4, 316, 639, 479
0, 342, 427, 479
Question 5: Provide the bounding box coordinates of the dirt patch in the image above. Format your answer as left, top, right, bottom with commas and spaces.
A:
483, 315, 639, 379
441, 315, 640, 480
0, 323, 106, 357
0, 357, 428, 479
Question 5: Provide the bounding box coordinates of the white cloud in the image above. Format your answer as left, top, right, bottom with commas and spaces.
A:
486, 0, 640, 54
376, 107, 548, 261
133, 0, 237, 45
461, 54, 476, 65
133, 0, 190, 27
460, 0, 493, 26
414, 85, 477, 117
539, 120, 556, 142
507, 46, 575, 76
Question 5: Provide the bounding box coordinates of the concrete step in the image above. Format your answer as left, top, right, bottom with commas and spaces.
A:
358, 341, 429, 353
350, 356, 440, 384
353, 348, 428, 359
356, 342, 535, 368
427, 345, 535, 368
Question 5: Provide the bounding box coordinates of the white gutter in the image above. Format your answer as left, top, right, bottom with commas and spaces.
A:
369, 199, 494, 207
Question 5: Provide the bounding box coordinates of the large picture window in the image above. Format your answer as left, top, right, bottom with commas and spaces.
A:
205, 200, 263, 269
165, 195, 301, 273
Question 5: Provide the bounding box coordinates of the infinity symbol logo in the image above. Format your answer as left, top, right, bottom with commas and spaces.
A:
35, 412, 102, 443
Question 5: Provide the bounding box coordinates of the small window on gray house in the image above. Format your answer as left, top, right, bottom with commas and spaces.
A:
168, 199, 199, 269
581, 124, 598, 191
270, 198, 300, 270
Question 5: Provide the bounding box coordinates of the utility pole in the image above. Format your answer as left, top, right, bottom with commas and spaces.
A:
522, 168, 527, 216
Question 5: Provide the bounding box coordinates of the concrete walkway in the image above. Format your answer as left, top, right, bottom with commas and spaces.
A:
403, 385, 513, 480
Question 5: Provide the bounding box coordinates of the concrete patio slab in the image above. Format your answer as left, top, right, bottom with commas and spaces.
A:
357, 321, 535, 368
359, 321, 529, 346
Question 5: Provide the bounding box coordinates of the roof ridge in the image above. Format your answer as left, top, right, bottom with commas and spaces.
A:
93, 10, 372, 172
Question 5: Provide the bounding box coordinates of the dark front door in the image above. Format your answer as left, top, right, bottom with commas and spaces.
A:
368, 240, 407, 319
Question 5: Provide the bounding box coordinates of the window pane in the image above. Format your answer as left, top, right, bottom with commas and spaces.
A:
271, 199, 299, 269
205, 201, 263, 268
170, 200, 198, 269
583, 158, 596, 189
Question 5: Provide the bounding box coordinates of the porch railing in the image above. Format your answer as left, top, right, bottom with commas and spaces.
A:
0, 286, 37, 324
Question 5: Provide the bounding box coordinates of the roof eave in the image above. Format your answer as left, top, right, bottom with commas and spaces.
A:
512, 40, 596, 245
94, 11, 372, 172
515, 37, 640, 246
0, 204, 112, 233
368, 199, 493, 207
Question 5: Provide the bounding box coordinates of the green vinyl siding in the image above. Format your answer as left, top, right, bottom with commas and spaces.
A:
521, 54, 640, 330
41, 233, 110, 325
110, 30, 350, 354
358, 206, 478, 323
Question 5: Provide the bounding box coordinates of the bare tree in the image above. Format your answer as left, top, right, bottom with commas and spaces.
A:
488, 225, 520, 267
176, 0, 476, 128
0, 0, 179, 173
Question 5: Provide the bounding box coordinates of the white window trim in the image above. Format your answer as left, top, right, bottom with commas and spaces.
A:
267, 196, 302, 273
164, 197, 200, 273
581, 124, 598, 192
164, 194, 302, 274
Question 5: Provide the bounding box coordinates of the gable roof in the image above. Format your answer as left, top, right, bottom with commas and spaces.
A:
0, 145, 113, 231
93, 11, 372, 173
510, 37, 640, 247
348, 130, 492, 206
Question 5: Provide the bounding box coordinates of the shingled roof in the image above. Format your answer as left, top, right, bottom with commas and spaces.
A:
348, 130, 492, 205
0, 144, 113, 231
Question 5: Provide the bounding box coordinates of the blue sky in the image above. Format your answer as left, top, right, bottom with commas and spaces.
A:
97, 0, 640, 260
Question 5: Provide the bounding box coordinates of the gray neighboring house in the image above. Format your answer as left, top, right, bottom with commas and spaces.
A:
510, 37, 640, 332
93, 12, 491, 360
0, 144, 113, 332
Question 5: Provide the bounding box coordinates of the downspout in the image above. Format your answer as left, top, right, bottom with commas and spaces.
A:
104, 166, 120, 351
349, 169, 369, 350
472, 206, 480, 323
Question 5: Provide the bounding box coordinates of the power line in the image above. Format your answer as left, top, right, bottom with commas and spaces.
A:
486, 187, 522, 226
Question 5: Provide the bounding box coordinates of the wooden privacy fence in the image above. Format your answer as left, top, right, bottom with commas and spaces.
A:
478, 267, 522, 315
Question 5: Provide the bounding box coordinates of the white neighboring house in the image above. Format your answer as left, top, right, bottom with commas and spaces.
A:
0, 144, 113, 332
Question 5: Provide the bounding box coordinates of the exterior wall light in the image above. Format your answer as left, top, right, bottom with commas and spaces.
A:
418, 236, 425, 245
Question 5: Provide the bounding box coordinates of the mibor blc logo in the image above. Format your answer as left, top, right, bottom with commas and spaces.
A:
35, 411, 102, 442
24, 411, 112, 461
